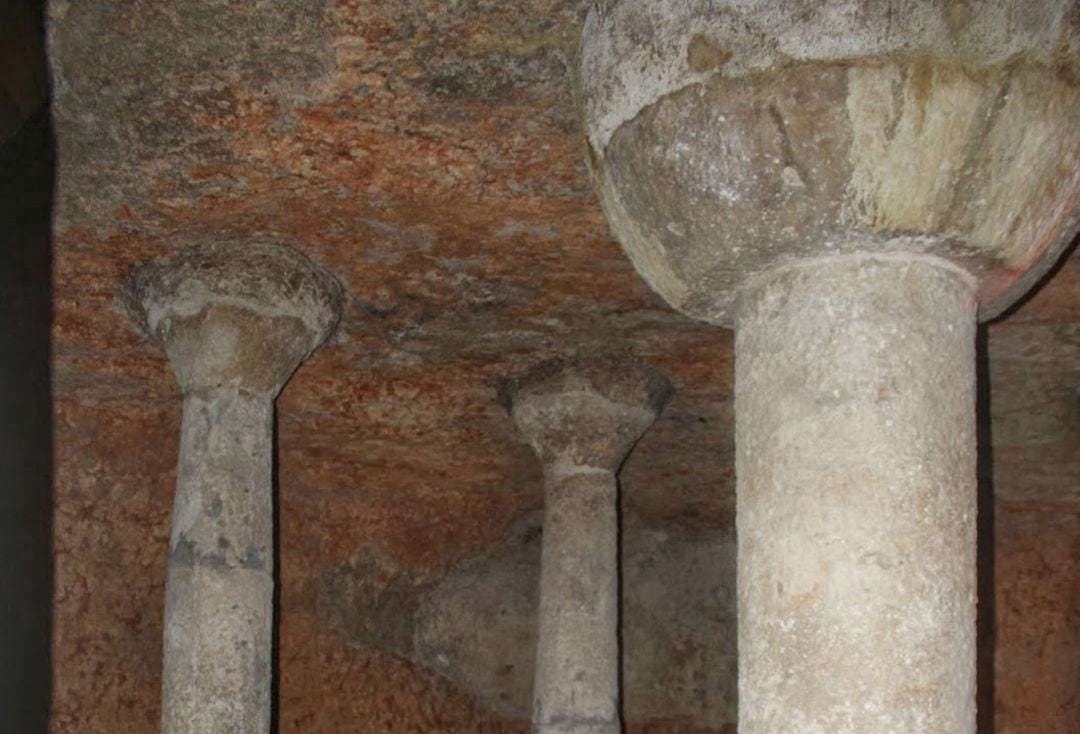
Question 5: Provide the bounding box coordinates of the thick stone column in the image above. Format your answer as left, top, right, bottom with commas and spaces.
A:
579, 2, 1079, 732
120, 242, 342, 734
502, 356, 671, 734
736, 254, 977, 731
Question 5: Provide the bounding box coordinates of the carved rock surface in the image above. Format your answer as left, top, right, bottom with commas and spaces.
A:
27, 1, 1080, 732
582, 0, 1080, 322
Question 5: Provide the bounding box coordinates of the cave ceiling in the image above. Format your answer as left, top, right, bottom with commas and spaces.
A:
49, 0, 748, 562
48, 0, 1080, 552
36, 0, 1080, 727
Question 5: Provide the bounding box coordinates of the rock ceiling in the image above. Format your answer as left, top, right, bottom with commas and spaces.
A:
28, 0, 1080, 730
50, 0, 742, 557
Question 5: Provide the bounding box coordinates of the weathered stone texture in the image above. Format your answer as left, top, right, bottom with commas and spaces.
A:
504, 357, 669, 734
986, 254, 1080, 732
40, 0, 1080, 731
994, 509, 1080, 733
735, 256, 977, 733
51, 396, 175, 732
582, 0, 1080, 322
403, 515, 737, 728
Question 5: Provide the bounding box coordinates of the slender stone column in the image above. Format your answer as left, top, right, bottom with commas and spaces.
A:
579, 2, 1079, 732
502, 356, 671, 734
120, 243, 342, 734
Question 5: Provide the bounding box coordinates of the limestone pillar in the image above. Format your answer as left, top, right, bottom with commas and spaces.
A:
579, 2, 1079, 732
736, 254, 977, 731
503, 356, 671, 734
120, 243, 342, 734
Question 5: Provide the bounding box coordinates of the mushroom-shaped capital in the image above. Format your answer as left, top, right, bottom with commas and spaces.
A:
581, 0, 1080, 324
501, 355, 672, 472
120, 242, 343, 395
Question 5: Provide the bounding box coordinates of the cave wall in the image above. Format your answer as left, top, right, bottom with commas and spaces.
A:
985, 266, 1080, 734
47, 251, 1080, 733
32, 0, 1080, 731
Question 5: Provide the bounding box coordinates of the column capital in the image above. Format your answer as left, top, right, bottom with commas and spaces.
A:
501, 354, 671, 472
120, 242, 343, 395
581, 0, 1079, 324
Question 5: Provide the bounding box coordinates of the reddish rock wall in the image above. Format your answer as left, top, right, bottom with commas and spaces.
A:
47, 253, 1080, 733
38, 1, 1080, 731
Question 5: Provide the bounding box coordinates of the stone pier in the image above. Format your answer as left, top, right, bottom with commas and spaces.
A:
580, 2, 1079, 732
121, 243, 342, 734
502, 356, 671, 734
736, 253, 978, 731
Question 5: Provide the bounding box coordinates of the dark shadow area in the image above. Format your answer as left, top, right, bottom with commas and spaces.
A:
615, 476, 626, 734
271, 420, 282, 733
975, 231, 1077, 734
0, 103, 55, 730
1, 4, 54, 731
975, 327, 995, 734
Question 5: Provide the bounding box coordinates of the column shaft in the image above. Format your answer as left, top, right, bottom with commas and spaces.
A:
735, 255, 977, 733
162, 386, 274, 734
533, 467, 620, 734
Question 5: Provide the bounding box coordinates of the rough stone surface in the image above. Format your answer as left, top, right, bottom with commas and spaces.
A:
504, 356, 669, 733
120, 242, 343, 394
581, 0, 1078, 151
37, 0, 1080, 731
321, 513, 737, 729
503, 354, 672, 470
164, 388, 275, 734
735, 255, 977, 733
530, 469, 621, 734
993, 509, 1080, 734
582, 0, 1080, 322
118, 243, 342, 732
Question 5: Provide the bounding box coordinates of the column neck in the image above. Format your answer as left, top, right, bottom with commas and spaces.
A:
542, 458, 614, 484
181, 382, 278, 403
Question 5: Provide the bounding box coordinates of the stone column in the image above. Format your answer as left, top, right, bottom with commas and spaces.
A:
502, 356, 671, 734
120, 243, 342, 734
736, 254, 977, 731
579, 2, 1079, 732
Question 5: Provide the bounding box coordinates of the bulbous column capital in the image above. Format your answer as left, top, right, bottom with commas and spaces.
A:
501, 355, 672, 472
581, 0, 1080, 323
120, 242, 343, 395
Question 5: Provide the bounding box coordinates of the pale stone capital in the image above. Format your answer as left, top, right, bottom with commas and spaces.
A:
501, 354, 671, 471
120, 242, 342, 395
